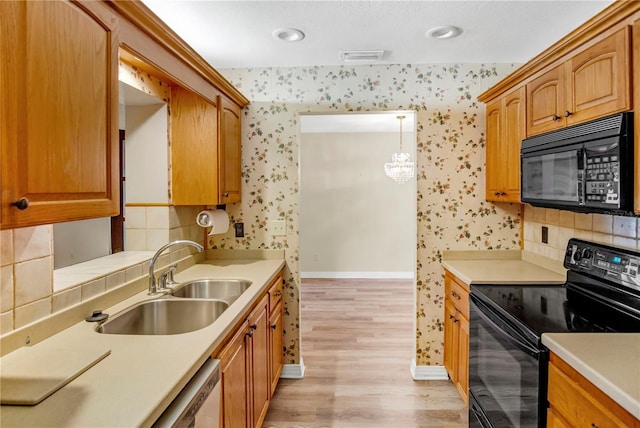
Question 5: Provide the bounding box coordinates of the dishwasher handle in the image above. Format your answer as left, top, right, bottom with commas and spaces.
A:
152, 358, 221, 428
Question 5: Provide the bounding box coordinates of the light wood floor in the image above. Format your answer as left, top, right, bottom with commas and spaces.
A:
263, 278, 468, 428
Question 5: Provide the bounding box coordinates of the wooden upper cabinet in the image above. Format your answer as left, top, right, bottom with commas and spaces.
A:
527, 65, 565, 135
567, 27, 631, 125
485, 86, 525, 203
218, 96, 242, 204
0, 1, 120, 229
527, 27, 631, 136
170, 86, 219, 205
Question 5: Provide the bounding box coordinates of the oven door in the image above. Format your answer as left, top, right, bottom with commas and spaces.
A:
469, 294, 548, 428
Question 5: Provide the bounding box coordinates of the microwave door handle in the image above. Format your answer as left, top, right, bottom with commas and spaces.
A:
577, 148, 586, 205
471, 298, 540, 357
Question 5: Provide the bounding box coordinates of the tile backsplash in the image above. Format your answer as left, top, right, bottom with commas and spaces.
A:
523, 205, 639, 262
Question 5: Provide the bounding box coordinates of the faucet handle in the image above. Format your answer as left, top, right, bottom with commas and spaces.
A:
158, 272, 169, 290
166, 264, 178, 286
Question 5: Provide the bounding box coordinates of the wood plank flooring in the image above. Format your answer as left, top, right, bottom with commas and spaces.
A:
263, 278, 468, 428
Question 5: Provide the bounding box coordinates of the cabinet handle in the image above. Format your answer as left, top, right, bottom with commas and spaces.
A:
564, 110, 573, 118
11, 197, 29, 210
223, 192, 229, 198
246, 331, 253, 338
449, 314, 456, 320
500, 191, 507, 196
451, 291, 460, 300
494, 191, 500, 196
591, 424, 599, 428
250, 324, 257, 330
552, 114, 561, 121
271, 323, 277, 330
274, 290, 282, 297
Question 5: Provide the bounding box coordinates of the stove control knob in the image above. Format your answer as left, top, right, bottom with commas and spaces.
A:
574, 250, 582, 261
581, 248, 593, 259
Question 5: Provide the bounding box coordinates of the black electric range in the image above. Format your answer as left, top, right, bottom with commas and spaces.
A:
468, 238, 640, 428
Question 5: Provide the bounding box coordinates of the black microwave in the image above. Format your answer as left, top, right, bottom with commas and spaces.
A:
521, 112, 634, 215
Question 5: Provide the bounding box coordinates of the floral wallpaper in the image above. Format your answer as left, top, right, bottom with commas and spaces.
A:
212, 63, 522, 366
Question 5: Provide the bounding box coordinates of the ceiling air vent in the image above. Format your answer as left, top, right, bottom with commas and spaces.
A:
340, 50, 385, 63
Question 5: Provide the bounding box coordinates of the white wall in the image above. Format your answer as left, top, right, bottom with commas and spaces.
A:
125, 104, 169, 203
53, 218, 111, 269
299, 115, 415, 278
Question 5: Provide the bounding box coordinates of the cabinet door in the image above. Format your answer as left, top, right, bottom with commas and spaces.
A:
567, 27, 631, 125
485, 98, 503, 201
171, 87, 218, 205
501, 88, 526, 202
443, 299, 458, 383
220, 321, 250, 428
547, 408, 572, 428
269, 302, 284, 397
218, 96, 242, 204
527, 65, 565, 136
456, 315, 469, 405
248, 295, 270, 428
1, 1, 119, 229
485, 87, 525, 203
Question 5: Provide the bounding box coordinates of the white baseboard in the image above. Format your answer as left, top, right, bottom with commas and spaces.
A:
410, 358, 449, 380
300, 271, 414, 279
280, 357, 305, 379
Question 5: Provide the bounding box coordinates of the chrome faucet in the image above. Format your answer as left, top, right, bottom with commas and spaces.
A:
148, 240, 204, 295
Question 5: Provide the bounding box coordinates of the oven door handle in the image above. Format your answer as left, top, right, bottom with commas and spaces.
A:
470, 297, 540, 358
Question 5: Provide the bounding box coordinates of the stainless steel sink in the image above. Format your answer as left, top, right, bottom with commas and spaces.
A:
170, 279, 252, 303
96, 299, 228, 335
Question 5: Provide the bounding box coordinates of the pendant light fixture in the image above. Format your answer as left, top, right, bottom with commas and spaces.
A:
384, 115, 414, 183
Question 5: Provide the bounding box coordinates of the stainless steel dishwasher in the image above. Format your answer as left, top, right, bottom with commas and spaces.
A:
153, 358, 221, 428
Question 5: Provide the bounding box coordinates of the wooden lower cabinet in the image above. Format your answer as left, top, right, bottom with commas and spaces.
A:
218, 273, 285, 428
219, 320, 250, 427
548, 352, 640, 428
248, 295, 270, 428
269, 302, 284, 396
267, 274, 285, 397
443, 270, 470, 405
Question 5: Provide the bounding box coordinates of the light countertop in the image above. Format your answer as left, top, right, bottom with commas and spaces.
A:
442, 250, 566, 285
542, 333, 640, 420
0, 257, 285, 428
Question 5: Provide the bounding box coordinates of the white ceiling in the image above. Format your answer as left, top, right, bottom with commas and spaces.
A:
141, 0, 614, 69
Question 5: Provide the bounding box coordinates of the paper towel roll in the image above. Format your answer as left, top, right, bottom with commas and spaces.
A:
196, 210, 230, 235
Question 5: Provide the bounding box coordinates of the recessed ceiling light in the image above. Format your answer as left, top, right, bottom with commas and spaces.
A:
273, 28, 305, 42
426, 25, 462, 40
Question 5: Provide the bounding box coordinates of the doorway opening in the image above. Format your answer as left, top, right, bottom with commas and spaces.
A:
297, 111, 418, 367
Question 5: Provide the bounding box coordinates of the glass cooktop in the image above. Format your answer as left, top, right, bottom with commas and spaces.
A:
472, 282, 640, 338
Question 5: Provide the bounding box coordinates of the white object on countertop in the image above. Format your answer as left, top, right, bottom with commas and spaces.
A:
197, 210, 230, 235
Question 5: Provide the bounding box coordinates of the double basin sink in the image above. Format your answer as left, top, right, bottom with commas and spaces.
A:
96, 279, 252, 335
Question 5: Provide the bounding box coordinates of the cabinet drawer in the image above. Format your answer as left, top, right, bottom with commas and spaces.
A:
445, 274, 469, 317
268, 274, 284, 313
548, 359, 635, 428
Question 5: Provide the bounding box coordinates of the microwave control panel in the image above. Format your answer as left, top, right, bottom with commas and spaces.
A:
585, 154, 620, 205
565, 239, 640, 291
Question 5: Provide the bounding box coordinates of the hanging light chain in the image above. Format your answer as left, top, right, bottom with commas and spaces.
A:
397, 115, 405, 152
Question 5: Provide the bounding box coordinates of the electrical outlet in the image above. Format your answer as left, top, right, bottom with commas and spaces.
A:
270, 220, 286, 236
541, 226, 548, 244
234, 222, 244, 238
